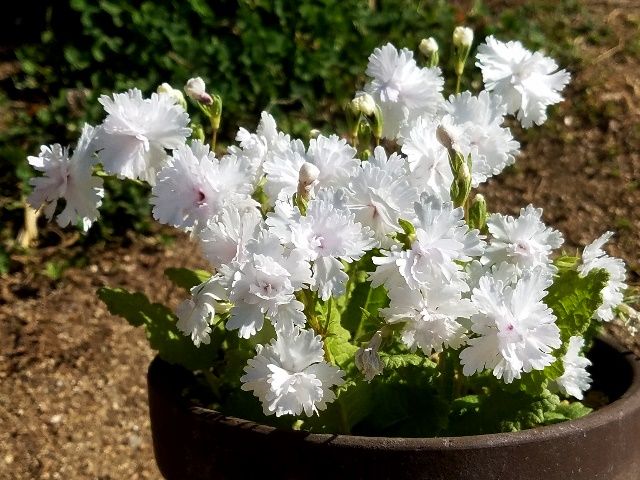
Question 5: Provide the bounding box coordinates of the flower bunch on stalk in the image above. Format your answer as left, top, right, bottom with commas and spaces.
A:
28, 31, 630, 435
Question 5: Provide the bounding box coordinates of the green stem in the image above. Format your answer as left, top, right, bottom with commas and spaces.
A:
211, 127, 218, 152
353, 286, 373, 342
455, 74, 462, 95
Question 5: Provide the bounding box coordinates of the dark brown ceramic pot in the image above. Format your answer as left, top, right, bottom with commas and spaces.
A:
148, 335, 640, 480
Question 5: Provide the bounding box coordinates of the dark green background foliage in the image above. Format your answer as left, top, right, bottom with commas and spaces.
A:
1, 0, 593, 239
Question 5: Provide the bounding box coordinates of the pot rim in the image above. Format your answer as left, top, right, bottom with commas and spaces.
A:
155, 333, 640, 451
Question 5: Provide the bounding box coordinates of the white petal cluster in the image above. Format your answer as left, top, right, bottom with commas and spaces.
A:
96, 89, 191, 183
222, 230, 312, 338
400, 117, 452, 201
229, 111, 292, 184
199, 206, 262, 269
370, 194, 484, 291
483, 205, 563, 276
286, 191, 376, 300
175, 277, 227, 347
346, 147, 416, 246
263, 134, 357, 203
27, 124, 103, 232
382, 281, 476, 355
241, 325, 344, 416
440, 91, 520, 185
476, 36, 571, 128
578, 232, 627, 322
554, 336, 592, 400
460, 269, 561, 383
364, 43, 444, 139
150, 141, 256, 234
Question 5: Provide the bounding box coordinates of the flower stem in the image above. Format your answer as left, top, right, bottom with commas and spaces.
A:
455, 74, 462, 95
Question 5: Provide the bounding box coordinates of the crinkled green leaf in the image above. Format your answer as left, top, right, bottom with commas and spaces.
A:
449, 387, 562, 435
546, 267, 608, 342
543, 400, 592, 424
322, 299, 359, 369
98, 287, 217, 370
380, 352, 434, 369
164, 267, 211, 293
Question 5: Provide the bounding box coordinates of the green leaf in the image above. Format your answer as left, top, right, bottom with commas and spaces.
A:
322, 300, 359, 369
164, 267, 211, 293
341, 281, 388, 341
98, 287, 218, 370
546, 268, 608, 342
543, 400, 592, 424
380, 352, 433, 369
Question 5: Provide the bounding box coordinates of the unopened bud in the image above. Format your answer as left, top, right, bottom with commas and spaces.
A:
184, 77, 213, 105
210, 94, 223, 129
355, 332, 383, 382
419, 37, 439, 67
309, 128, 321, 139
453, 26, 474, 49
157, 83, 187, 109
397, 218, 417, 249
468, 194, 488, 231
449, 154, 472, 208
351, 92, 376, 117
297, 162, 320, 200
453, 27, 474, 78
191, 123, 205, 142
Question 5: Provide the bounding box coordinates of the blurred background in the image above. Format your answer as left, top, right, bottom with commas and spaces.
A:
1, 0, 638, 478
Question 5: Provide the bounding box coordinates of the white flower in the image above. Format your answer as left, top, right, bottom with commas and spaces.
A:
453, 27, 474, 49
382, 281, 476, 355
150, 141, 256, 233
483, 205, 563, 275
223, 229, 312, 338
346, 146, 416, 246
355, 332, 384, 382
184, 77, 213, 105
460, 269, 561, 383
288, 191, 376, 300
307, 134, 359, 190
554, 336, 592, 400
400, 117, 452, 201
241, 325, 344, 417
176, 277, 226, 347
440, 91, 520, 185
230, 111, 292, 183
364, 43, 444, 139
96, 89, 191, 183
27, 124, 103, 232
262, 139, 307, 203
578, 232, 627, 322
476, 36, 571, 128
199, 206, 262, 269
371, 194, 484, 291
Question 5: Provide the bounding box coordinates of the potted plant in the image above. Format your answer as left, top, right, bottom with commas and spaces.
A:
26, 27, 639, 479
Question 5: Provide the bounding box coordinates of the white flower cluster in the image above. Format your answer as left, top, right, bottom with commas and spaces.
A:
27, 35, 626, 417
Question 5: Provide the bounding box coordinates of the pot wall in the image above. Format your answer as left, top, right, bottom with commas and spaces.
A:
147, 336, 640, 480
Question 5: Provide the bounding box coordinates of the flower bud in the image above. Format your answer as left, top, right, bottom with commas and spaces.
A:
297, 162, 320, 200
350, 92, 376, 117
309, 128, 321, 139
419, 37, 439, 56
419, 37, 439, 67
453, 26, 474, 49
157, 83, 187, 109
449, 153, 472, 208
468, 194, 488, 231
184, 77, 213, 105
453, 27, 474, 78
191, 123, 205, 142
355, 332, 383, 382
